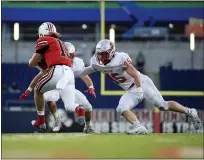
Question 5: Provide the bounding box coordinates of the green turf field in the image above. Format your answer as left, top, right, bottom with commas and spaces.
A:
2, 133, 203, 159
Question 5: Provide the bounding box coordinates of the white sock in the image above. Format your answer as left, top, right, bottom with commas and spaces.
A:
133, 120, 141, 127
37, 111, 44, 116
184, 107, 191, 115
53, 111, 59, 120
85, 121, 91, 127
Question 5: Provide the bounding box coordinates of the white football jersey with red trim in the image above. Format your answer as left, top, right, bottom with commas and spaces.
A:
72, 57, 85, 72
91, 52, 140, 90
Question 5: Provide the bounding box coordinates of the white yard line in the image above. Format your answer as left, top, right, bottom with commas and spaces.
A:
2, 133, 90, 141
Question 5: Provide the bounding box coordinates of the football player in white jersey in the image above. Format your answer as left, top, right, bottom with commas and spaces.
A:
74, 39, 201, 134
20, 42, 98, 133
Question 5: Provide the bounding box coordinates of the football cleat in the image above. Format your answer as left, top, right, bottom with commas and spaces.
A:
188, 108, 202, 130
83, 126, 100, 134
127, 125, 148, 135
52, 116, 61, 132
31, 120, 46, 131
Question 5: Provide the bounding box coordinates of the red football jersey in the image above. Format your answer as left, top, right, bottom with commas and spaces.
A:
35, 36, 72, 68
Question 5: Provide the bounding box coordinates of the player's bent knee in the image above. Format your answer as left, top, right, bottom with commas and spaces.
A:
64, 103, 76, 112
43, 96, 49, 102
43, 96, 56, 103
116, 105, 129, 114
64, 105, 73, 112
156, 101, 169, 111
84, 103, 92, 112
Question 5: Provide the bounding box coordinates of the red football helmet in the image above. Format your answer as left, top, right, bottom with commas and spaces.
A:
95, 39, 115, 64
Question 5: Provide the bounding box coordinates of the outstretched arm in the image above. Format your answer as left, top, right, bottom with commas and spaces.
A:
81, 75, 94, 88
81, 75, 96, 98
74, 66, 97, 78
29, 53, 42, 67
20, 70, 47, 100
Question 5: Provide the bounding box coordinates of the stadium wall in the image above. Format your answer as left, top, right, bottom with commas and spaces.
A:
2, 64, 203, 133
2, 5, 203, 22
2, 108, 203, 133
2, 41, 204, 72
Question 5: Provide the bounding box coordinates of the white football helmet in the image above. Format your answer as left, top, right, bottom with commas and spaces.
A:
65, 42, 76, 59
95, 39, 115, 64
38, 22, 57, 37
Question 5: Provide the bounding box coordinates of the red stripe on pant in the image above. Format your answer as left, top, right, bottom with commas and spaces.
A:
36, 67, 55, 91
36, 73, 49, 89
35, 70, 51, 89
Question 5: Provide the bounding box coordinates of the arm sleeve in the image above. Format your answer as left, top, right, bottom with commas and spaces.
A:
75, 58, 85, 70
121, 53, 133, 69
80, 60, 85, 68
35, 37, 49, 55
73, 66, 97, 78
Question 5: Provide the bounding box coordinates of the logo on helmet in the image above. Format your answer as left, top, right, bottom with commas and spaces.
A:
38, 22, 59, 38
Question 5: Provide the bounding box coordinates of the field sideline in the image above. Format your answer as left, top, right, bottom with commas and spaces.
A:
2, 133, 203, 159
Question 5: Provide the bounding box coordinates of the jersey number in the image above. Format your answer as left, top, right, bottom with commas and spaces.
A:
57, 40, 68, 57
108, 73, 127, 84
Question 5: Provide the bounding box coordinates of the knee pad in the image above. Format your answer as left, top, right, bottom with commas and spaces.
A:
151, 94, 169, 111
43, 90, 60, 102
157, 101, 169, 111
64, 103, 78, 112
84, 103, 92, 112
116, 105, 129, 114
64, 105, 74, 112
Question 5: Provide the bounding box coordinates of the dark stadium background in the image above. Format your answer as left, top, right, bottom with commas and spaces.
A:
2, 1, 203, 134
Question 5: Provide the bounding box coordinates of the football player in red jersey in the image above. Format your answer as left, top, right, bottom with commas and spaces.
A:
20, 43, 98, 133
28, 22, 85, 131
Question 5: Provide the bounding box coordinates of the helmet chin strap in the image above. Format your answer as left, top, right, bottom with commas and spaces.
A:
103, 60, 111, 65
97, 53, 115, 65
103, 55, 114, 65
68, 53, 75, 60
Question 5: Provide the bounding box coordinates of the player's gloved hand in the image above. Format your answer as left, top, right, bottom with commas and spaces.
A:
84, 86, 96, 98
20, 87, 32, 100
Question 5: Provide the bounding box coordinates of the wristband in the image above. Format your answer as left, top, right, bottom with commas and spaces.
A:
27, 87, 33, 92
89, 86, 94, 89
